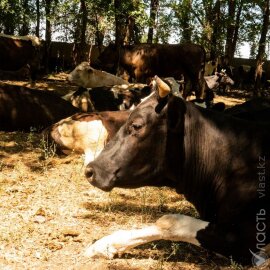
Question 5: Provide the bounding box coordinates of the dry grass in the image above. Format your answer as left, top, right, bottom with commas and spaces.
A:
0, 78, 260, 270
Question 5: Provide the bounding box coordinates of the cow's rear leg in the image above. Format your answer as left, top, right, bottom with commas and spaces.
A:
84, 214, 209, 259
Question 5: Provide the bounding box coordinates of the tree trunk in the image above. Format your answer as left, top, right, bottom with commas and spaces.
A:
73, 0, 88, 66
210, 0, 220, 60
80, 0, 87, 46
45, 0, 52, 73
180, 0, 192, 43
94, 14, 104, 54
36, 0, 40, 37
147, 0, 159, 44
225, 0, 236, 61
3, 0, 16, 34
114, 0, 126, 47
124, 16, 135, 44
20, 0, 30, 35
254, 0, 269, 96
202, 0, 221, 59
225, 0, 243, 62
231, 1, 243, 58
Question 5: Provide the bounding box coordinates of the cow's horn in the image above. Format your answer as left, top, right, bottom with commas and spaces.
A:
155, 76, 171, 98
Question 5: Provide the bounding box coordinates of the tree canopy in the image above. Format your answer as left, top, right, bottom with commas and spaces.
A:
0, 0, 269, 60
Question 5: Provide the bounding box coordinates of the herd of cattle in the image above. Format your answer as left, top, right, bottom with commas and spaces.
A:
0, 33, 270, 266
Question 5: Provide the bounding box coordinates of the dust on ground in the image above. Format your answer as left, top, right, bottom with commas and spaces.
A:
0, 77, 264, 270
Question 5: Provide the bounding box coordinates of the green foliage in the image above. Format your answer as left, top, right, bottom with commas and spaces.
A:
0, 0, 269, 59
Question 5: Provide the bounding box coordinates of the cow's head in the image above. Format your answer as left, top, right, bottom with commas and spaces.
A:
92, 43, 118, 73
67, 62, 94, 87
204, 72, 234, 90
85, 76, 186, 191
118, 85, 152, 110
219, 71, 234, 86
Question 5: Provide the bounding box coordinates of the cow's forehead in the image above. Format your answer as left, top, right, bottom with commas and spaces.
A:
137, 92, 156, 107
128, 92, 158, 119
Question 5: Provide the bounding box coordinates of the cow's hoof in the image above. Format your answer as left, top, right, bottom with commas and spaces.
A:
84, 241, 116, 259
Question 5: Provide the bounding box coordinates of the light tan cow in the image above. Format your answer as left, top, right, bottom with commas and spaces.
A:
67, 62, 129, 88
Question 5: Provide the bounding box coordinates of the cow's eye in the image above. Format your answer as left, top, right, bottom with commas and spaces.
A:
127, 120, 144, 134
131, 123, 142, 130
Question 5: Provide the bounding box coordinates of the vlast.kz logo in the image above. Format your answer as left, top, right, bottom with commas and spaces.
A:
250, 249, 268, 266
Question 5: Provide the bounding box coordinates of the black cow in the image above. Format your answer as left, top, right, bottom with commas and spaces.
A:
0, 33, 41, 81
84, 76, 270, 265
63, 85, 152, 112
93, 43, 206, 99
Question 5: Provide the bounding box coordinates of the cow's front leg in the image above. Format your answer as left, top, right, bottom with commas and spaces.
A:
84, 214, 209, 258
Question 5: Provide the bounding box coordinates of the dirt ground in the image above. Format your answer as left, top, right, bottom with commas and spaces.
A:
0, 76, 268, 270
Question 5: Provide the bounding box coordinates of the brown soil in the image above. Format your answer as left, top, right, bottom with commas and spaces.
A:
0, 77, 264, 270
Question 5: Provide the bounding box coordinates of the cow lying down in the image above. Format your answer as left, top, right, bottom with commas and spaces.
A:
62, 84, 151, 112
63, 78, 179, 112
0, 83, 79, 131
67, 62, 129, 88
44, 110, 130, 165
225, 97, 270, 123
84, 76, 270, 265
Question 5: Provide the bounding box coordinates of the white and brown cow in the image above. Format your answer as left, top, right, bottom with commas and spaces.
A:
44, 110, 130, 164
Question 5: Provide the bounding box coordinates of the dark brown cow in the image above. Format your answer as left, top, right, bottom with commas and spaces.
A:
44, 110, 130, 165
0, 33, 41, 80
93, 43, 206, 99
0, 83, 79, 131
225, 97, 270, 123
84, 76, 270, 265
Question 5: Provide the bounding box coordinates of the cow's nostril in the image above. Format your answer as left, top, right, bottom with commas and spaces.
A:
85, 166, 94, 179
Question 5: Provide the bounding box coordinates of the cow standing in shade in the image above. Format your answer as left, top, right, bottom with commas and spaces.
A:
84, 76, 270, 265
0, 33, 41, 81
93, 43, 206, 99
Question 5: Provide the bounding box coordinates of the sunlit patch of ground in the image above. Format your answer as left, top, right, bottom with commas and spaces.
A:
0, 78, 267, 269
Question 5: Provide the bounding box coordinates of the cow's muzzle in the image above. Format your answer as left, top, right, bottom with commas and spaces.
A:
85, 165, 114, 192
85, 166, 94, 180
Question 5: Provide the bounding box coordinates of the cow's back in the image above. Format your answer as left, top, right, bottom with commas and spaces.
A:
120, 43, 204, 79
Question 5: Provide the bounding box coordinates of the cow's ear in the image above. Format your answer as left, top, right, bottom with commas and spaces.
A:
167, 96, 186, 132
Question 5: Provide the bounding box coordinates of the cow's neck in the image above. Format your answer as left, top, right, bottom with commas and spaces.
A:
175, 104, 252, 221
